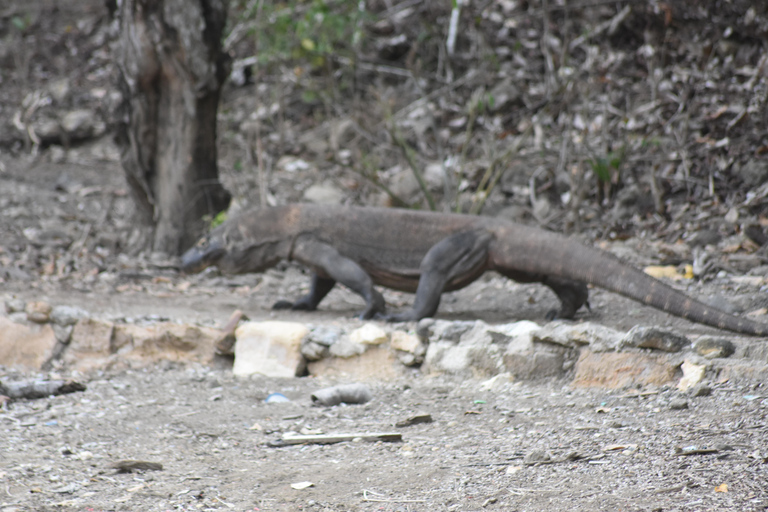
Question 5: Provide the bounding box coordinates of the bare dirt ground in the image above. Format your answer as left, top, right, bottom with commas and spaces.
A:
3, 358, 768, 512
2, 1, 768, 511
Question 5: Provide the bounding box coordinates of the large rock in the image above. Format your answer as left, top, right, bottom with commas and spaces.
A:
533, 321, 623, 351
677, 360, 706, 392
64, 318, 115, 370
619, 326, 690, 352
424, 322, 504, 376
307, 345, 400, 380
504, 343, 571, 379
0, 316, 57, 369
349, 323, 388, 345
303, 181, 345, 204
115, 323, 220, 366
65, 319, 220, 371
233, 321, 309, 378
50, 305, 89, 326
491, 320, 571, 379
572, 349, 677, 388
390, 330, 426, 366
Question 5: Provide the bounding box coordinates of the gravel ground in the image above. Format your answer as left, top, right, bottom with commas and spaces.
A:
2, 363, 768, 512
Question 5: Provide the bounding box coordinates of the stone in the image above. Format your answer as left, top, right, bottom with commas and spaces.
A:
301, 325, 342, 360
479, 373, 514, 391
387, 168, 423, 203
669, 399, 689, 410
572, 349, 677, 388
533, 321, 623, 351
0, 316, 57, 369
308, 345, 400, 380
693, 337, 735, 359
50, 305, 89, 326
116, 323, 220, 366
68, 318, 115, 356
677, 360, 706, 392
301, 340, 329, 361
63, 318, 115, 371
5, 298, 26, 314
416, 318, 478, 342
493, 322, 562, 379
390, 331, 426, 366
8, 312, 26, 323
389, 331, 422, 353
424, 336, 503, 376
307, 325, 342, 346
504, 344, 569, 380
26, 301, 52, 323
61, 109, 106, 140
619, 326, 690, 352
690, 384, 712, 397
232, 321, 309, 378
349, 323, 388, 345
328, 337, 368, 358
487, 321, 541, 341
397, 351, 419, 367
277, 156, 312, 173
302, 181, 345, 204
504, 330, 535, 355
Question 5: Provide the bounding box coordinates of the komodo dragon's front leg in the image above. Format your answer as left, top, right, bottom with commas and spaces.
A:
382, 229, 493, 322
274, 237, 386, 319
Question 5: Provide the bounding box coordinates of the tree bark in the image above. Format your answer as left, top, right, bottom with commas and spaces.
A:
114, 0, 231, 255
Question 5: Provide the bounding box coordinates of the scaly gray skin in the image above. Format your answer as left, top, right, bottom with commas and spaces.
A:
181, 204, 768, 336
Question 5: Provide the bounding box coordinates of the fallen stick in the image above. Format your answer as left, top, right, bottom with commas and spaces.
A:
0, 379, 86, 400
270, 432, 402, 447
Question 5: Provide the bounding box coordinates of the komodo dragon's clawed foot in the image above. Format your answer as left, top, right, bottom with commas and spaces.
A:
357, 290, 387, 320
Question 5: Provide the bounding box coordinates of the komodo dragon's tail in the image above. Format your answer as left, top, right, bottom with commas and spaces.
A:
497, 225, 768, 336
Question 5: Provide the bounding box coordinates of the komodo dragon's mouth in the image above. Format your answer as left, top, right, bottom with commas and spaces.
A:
180, 238, 227, 273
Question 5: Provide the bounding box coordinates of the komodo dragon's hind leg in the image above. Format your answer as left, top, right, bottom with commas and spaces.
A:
382, 229, 492, 322
273, 274, 336, 312
540, 275, 590, 320
494, 270, 589, 321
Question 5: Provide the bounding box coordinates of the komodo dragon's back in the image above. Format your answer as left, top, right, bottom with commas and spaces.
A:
295, 206, 484, 275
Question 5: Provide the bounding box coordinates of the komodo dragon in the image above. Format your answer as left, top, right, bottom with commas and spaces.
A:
180, 204, 768, 336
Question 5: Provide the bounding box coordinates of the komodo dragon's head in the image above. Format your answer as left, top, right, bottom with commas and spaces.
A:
180, 233, 227, 274
181, 214, 287, 275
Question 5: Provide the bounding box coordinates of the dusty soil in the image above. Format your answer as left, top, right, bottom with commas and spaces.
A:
2, 362, 768, 512
2, 1, 768, 511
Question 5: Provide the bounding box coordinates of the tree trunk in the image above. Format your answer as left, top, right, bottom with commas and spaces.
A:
114, 0, 231, 255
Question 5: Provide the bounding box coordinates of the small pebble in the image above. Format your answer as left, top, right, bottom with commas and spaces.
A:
26, 301, 52, 323
669, 399, 689, 410
690, 385, 712, 397
693, 337, 735, 359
